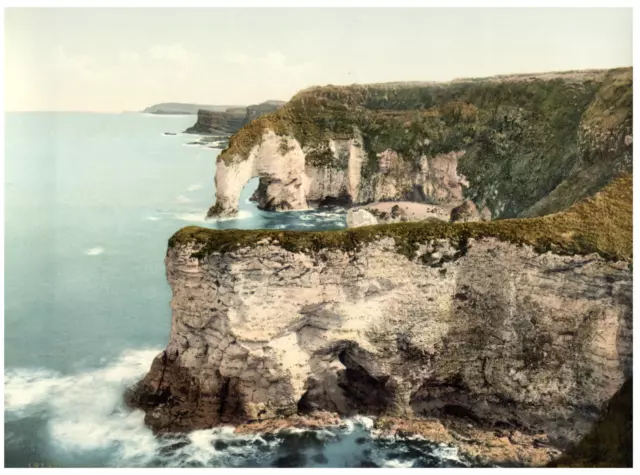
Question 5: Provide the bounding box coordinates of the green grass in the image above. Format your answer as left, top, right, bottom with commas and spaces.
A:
217, 68, 632, 219
170, 174, 632, 262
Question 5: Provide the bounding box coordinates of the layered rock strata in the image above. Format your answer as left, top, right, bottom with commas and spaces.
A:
128, 176, 632, 468
185, 100, 285, 136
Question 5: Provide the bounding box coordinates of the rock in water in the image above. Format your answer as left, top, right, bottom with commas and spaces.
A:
346, 208, 379, 228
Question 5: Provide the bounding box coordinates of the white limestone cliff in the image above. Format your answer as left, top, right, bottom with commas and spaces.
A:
211, 131, 309, 216
128, 233, 632, 458
208, 129, 468, 217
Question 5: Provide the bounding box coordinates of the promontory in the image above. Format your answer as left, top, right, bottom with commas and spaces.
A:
128, 68, 633, 467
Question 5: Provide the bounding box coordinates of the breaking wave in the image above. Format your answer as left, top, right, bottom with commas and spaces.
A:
175, 195, 193, 204
4, 349, 468, 468
4, 349, 161, 466
174, 210, 253, 223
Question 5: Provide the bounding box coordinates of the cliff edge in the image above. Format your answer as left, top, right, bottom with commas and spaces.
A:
128, 175, 632, 466
207, 68, 631, 218
184, 100, 286, 136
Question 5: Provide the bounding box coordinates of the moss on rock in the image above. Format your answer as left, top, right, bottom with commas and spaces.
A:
170, 173, 632, 262
217, 68, 632, 219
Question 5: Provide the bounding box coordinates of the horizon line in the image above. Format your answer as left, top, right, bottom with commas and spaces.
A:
5, 63, 633, 114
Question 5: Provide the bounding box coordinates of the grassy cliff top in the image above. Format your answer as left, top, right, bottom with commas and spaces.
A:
219, 67, 631, 164
295, 67, 625, 95
170, 174, 632, 262
216, 68, 631, 220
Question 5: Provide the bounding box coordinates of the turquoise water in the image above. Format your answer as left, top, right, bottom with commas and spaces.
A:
3, 112, 466, 468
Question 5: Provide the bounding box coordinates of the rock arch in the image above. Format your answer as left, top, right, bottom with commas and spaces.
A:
207, 131, 310, 217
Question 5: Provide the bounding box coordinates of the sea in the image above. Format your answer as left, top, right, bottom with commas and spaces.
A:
3, 112, 469, 468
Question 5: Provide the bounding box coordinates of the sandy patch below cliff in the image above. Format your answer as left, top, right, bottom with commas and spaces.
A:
360, 201, 461, 222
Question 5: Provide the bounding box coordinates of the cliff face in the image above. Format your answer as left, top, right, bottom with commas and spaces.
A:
184, 100, 286, 136
128, 176, 632, 466
208, 68, 631, 218
184, 108, 246, 135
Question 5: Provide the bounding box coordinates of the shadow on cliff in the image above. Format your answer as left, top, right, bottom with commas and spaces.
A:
546, 377, 632, 468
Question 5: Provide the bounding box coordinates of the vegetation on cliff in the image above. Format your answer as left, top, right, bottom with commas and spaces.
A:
218, 68, 632, 218
185, 100, 286, 135
170, 173, 632, 262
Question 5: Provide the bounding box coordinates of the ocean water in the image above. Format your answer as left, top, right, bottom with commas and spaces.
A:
3, 112, 467, 468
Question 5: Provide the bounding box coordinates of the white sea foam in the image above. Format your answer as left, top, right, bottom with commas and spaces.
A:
173, 212, 212, 223
298, 211, 346, 225
175, 210, 253, 223
187, 184, 203, 192
4, 347, 280, 467
181, 143, 217, 152
85, 246, 105, 256
383, 459, 415, 468
175, 195, 193, 204
341, 419, 356, 434
352, 415, 375, 430
4, 368, 63, 415
4, 350, 463, 468
146, 216, 161, 221
4, 348, 162, 464
432, 444, 464, 464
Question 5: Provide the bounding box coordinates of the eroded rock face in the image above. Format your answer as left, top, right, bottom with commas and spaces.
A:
209, 130, 467, 217
209, 132, 309, 217
185, 101, 285, 136
211, 68, 631, 219
185, 108, 246, 135
128, 235, 632, 452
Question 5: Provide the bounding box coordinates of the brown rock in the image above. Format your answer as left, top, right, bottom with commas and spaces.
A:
450, 199, 481, 222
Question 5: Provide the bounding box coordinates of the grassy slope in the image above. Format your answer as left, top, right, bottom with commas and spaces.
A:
171, 173, 632, 262
217, 68, 632, 219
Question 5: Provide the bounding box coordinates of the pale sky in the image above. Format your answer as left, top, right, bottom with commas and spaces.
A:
4, 8, 632, 112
